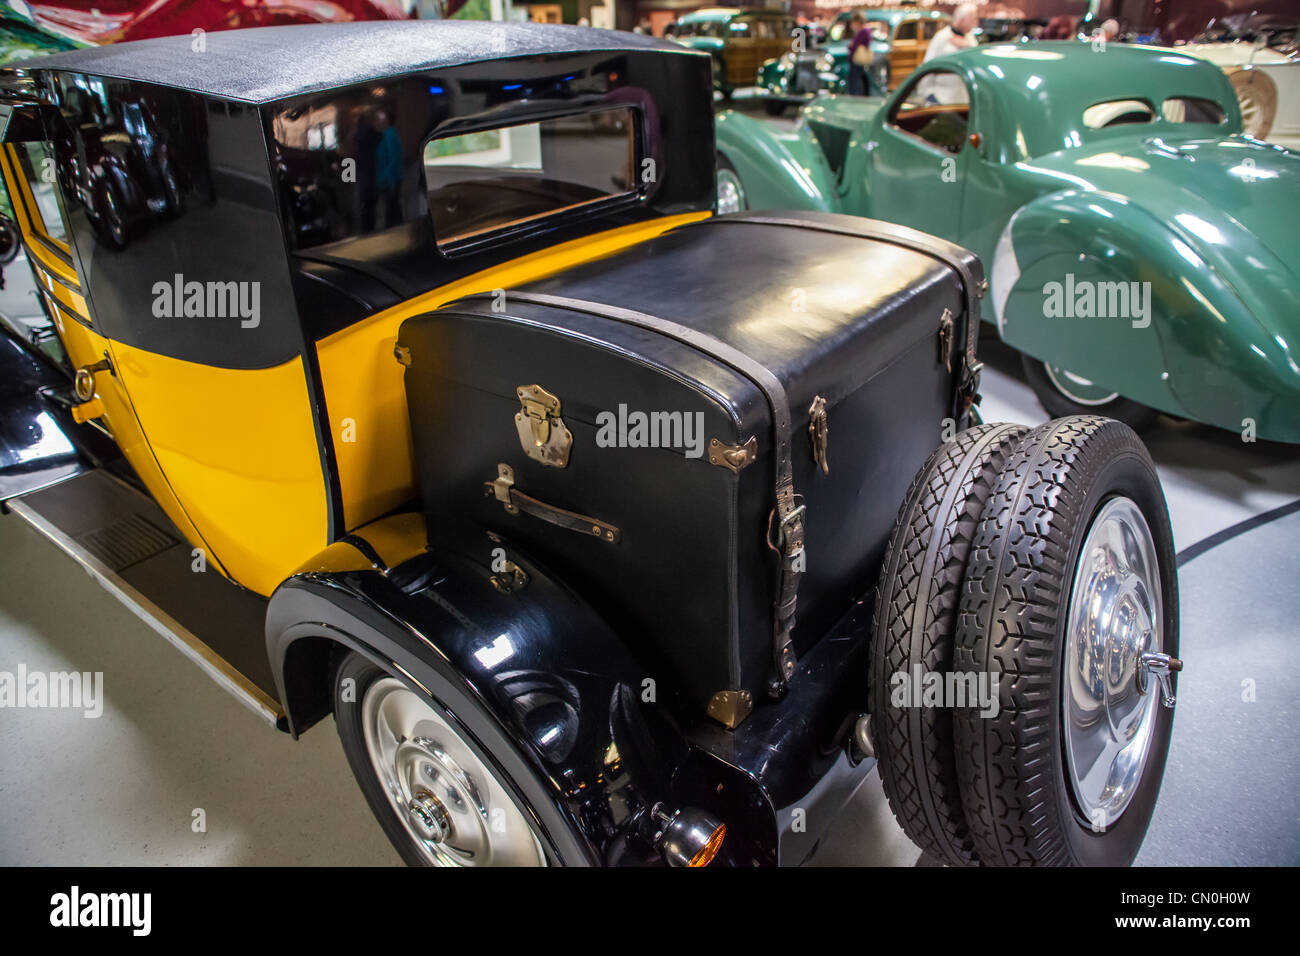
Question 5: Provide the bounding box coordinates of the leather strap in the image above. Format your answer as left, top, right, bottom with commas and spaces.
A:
484, 468, 621, 543
464, 290, 803, 690
507, 487, 621, 544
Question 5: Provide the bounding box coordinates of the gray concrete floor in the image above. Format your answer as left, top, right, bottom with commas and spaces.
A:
2, 266, 1298, 867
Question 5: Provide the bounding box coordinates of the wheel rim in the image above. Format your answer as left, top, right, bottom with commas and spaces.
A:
716, 168, 746, 215
1043, 362, 1119, 407
1062, 496, 1163, 829
361, 677, 547, 866
1237, 87, 1264, 136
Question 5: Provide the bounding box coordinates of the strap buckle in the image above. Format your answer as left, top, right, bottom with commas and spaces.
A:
767, 499, 806, 554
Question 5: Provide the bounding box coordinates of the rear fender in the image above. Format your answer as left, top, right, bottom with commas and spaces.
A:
265, 529, 775, 865
988, 189, 1292, 430
714, 109, 839, 212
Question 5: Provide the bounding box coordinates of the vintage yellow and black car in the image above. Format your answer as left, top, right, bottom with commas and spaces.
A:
0, 21, 1182, 866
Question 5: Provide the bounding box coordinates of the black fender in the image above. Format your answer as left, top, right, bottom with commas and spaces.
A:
264, 541, 774, 865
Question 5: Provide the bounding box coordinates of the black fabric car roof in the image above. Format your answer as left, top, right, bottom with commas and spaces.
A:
16, 20, 687, 104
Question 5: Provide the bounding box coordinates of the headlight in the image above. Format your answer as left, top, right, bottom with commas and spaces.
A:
816, 53, 835, 72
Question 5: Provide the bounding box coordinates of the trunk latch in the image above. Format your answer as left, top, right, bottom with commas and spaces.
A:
808, 395, 829, 474
514, 384, 573, 468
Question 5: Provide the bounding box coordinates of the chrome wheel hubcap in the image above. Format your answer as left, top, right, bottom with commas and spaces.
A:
1044, 362, 1120, 406
361, 677, 547, 866
716, 168, 746, 214
1063, 497, 1164, 829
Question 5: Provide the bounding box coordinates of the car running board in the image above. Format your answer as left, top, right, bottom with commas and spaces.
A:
5, 469, 285, 727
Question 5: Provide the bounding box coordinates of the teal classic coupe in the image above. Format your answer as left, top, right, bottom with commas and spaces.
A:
758, 7, 947, 115
719, 42, 1300, 442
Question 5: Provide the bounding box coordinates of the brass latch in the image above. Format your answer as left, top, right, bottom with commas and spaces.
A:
514, 384, 572, 468
937, 308, 954, 372
808, 395, 829, 474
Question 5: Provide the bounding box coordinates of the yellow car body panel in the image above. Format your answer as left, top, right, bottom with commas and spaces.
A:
102, 342, 329, 596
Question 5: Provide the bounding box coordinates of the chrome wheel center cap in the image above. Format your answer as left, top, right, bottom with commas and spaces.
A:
407, 791, 451, 844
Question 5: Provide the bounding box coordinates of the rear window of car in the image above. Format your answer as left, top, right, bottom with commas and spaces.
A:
1082, 99, 1154, 129
423, 108, 636, 250
1161, 97, 1226, 124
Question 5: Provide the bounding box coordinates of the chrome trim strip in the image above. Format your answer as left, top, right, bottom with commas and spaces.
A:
7, 498, 284, 726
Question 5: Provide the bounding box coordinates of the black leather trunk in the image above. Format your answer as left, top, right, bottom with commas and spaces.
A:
399, 212, 980, 717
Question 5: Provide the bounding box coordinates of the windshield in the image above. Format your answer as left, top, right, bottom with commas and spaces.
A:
676, 20, 726, 39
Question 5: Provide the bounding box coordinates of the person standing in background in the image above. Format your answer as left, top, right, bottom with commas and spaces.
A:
1095, 18, 1121, 43
919, 4, 978, 103
846, 13, 872, 96
373, 109, 404, 230
924, 4, 979, 64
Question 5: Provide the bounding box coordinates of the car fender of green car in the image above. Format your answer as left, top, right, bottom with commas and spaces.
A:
718, 41, 1300, 442
714, 109, 840, 212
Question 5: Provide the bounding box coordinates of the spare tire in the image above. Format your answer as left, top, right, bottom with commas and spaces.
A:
869, 422, 1027, 866
954, 416, 1180, 866
1226, 66, 1277, 140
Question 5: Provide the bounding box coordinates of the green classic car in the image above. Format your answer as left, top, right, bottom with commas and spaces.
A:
670, 7, 795, 99
758, 7, 947, 116
719, 42, 1300, 442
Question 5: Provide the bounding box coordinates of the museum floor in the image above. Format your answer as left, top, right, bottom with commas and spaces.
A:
1, 258, 1297, 866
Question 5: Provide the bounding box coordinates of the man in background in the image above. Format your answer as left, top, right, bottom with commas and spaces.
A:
1095, 18, 1121, 43
924, 4, 978, 64
919, 3, 977, 104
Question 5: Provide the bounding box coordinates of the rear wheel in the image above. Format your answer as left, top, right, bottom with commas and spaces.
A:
715, 153, 748, 215
1020, 353, 1157, 431
954, 416, 1180, 866
334, 651, 549, 867
869, 423, 1027, 866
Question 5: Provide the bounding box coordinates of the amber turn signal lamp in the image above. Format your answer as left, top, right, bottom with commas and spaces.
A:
688, 823, 727, 867
655, 806, 727, 867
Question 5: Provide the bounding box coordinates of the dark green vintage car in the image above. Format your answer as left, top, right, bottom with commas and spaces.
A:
720, 42, 1300, 442
757, 7, 947, 115
670, 6, 795, 99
